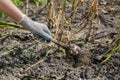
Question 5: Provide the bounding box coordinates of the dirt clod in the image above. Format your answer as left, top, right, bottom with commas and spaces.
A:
66, 44, 92, 67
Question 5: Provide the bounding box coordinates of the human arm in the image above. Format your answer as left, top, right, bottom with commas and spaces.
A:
0, 0, 24, 22
0, 0, 52, 41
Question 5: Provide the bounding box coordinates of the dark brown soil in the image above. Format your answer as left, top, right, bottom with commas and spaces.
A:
0, 0, 120, 80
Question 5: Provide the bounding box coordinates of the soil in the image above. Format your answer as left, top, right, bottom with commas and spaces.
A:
0, 0, 120, 80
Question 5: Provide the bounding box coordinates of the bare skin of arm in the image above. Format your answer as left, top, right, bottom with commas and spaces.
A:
0, 0, 25, 22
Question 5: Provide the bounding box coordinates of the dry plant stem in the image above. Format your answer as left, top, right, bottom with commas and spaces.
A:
90, 27, 95, 42
58, 0, 67, 41
54, 11, 62, 39
70, 0, 82, 23
25, 49, 53, 72
51, 39, 68, 49
47, 0, 56, 29
25, 58, 45, 72
76, 13, 89, 33
86, 19, 92, 42
56, 0, 61, 8
71, 0, 77, 13
86, 0, 98, 42
25, 0, 29, 15
47, 0, 60, 40
76, 0, 98, 34
47, 0, 69, 43
52, 0, 67, 42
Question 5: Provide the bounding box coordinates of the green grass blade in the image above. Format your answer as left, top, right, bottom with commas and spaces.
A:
0, 21, 23, 29
102, 44, 120, 63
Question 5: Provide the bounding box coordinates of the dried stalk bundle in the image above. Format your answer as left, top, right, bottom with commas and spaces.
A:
47, 0, 70, 43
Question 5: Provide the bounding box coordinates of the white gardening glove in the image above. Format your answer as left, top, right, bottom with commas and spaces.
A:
19, 15, 52, 41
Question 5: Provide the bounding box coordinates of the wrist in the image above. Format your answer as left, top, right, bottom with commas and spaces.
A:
17, 14, 26, 23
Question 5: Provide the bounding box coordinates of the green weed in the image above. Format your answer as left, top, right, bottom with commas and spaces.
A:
12, 0, 23, 7
102, 44, 120, 63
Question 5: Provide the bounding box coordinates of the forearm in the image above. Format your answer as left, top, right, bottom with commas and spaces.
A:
0, 0, 52, 41
0, 0, 25, 22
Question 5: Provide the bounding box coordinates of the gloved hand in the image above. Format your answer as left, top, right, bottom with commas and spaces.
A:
19, 15, 52, 41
